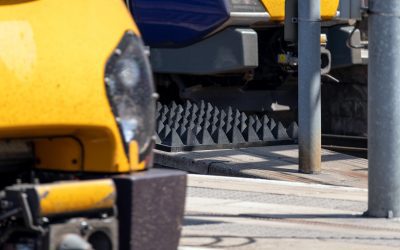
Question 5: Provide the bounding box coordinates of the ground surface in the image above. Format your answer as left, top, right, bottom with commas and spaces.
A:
179, 175, 400, 250
155, 145, 368, 188
157, 145, 395, 249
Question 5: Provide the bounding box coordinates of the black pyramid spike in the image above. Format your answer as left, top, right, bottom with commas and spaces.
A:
166, 107, 176, 124
198, 111, 205, 123
177, 122, 187, 137
223, 116, 233, 134
191, 103, 199, 114
159, 124, 172, 140
161, 105, 170, 117
188, 121, 196, 130
212, 128, 230, 144
211, 106, 220, 125
175, 106, 184, 123
183, 102, 192, 118
156, 102, 163, 112
196, 127, 215, 145
258, 123, 275, 141
203, 120, 211, 131
204, 103, 213, 120
188, 109, 197, 124
199, 100, 206, 109
232, 110, 242, 130
234, 110, 241, 121
184, 100, 192, 109
286, 122, 299, 139
198, 100, 206, 116
268, 118, 276, 130
177, 104, 184, 113
241, 112, 248, 122
162, 127, 184, 146
225, 106, 234, 125
167, 115, 176, 127
193, 123, 202, 135
272, 122, 291, 140
225, 106, 233, 116
156, 103, 162, 120
261, 115, 269, 126
216, 110, 226, 128
239, 112, 248, 132
155, 133, 162, 144
227, 126, 246, 144
254, 116, 262, 132
244, 127, 261, 142
243, 117, 261, 142
156, 120, 165, 134
175, 110, 183, 123
160, 114, 167, 124
248, 116, 255, 129
220, 109, 227, 121
172, 119, 181, 130
194, 115, 204, 127
170, 101, 178, 113
206, 102, 214, 113
181, 126, 199, 145
181, 115, 189, 128
209, 124, 218, 135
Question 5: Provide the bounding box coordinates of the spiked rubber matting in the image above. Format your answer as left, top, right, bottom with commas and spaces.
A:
155, 101, 298, 152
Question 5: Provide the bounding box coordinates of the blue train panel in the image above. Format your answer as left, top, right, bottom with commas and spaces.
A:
128, 0, 230, 48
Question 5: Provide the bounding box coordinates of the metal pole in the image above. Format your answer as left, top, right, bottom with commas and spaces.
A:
298, 0, 321, 174
368, 0, 400, 218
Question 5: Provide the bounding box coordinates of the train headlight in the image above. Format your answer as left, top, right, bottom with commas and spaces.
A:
105, 31, 155, 163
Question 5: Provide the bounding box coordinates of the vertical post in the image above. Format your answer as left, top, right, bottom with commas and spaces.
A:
368, 0, 400, 218
298, 0, 321, 174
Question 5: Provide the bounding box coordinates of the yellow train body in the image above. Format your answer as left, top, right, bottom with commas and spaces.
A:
0, 0, 144, 173
261, 0, 340, 21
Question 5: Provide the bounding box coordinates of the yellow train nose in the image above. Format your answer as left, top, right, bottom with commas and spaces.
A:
260, 0, 340, 21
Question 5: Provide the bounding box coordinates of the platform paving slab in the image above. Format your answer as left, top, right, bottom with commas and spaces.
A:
155, 144, 368, 188
180, 175, 400, 250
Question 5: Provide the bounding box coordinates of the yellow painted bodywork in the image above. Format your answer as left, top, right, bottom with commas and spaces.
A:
261, 0, 340, 21
36, 179, 115, 216
0, 0, 144, 172
35, 138, 83, 172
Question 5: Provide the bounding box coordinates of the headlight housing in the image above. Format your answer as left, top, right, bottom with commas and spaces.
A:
105, 31, 155, 164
